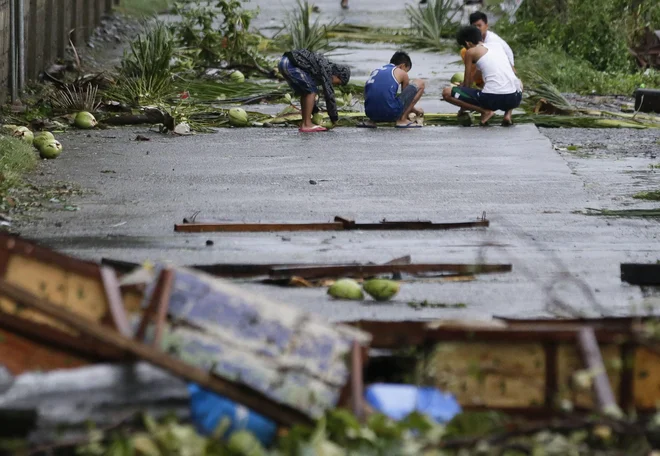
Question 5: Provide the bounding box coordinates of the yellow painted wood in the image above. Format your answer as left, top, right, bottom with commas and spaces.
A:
633, 346, 660, 409
0, 255, 108, 333
556, 343, 622, 409
427, 342, 546, 407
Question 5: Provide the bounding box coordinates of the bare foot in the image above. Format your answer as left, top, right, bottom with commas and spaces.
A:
479, 110, 495, 126
502, 111, 513, 126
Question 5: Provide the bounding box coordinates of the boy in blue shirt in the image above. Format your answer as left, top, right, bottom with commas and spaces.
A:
362, 51, 426, 128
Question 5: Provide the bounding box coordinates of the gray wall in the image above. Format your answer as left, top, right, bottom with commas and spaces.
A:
0, 0, 115, 103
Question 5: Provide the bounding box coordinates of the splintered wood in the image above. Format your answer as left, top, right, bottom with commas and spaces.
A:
140, 265, 372, 420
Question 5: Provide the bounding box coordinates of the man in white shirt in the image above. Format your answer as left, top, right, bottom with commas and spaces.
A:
443, 25, 523, 126
470, 11, 515, 68
460, 11, 516, 89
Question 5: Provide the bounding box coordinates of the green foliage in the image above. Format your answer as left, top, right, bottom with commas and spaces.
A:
495, 0, 660, 73
405, 0, 459, 51
121, 21, 175, 82
169, 0, 269, 70
0, 136, 38, 197
113, 21, 176, 106
277, 0, 340, 53
515, 48, 660, 96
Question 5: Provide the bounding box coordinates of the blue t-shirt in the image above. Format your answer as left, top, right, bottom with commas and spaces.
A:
364, 64, 403, 122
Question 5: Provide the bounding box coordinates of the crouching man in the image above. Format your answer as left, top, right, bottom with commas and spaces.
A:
278, 49, 351, 133
362, 51, 426, 128
442, 25, 522, 126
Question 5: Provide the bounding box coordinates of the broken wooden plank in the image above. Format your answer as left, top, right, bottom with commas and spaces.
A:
0, 279, 313, 427
173, 216, 489, 233
620, 263, 660, 286
174, 222, 345, 233
102, 258, 360, 278
269, 263, 512, 280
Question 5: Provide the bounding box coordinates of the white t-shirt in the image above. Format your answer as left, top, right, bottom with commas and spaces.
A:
484, 30, 515, 67
476, 42, 521, 94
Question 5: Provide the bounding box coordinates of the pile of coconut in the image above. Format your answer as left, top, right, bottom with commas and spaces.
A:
1, 110, 97, 160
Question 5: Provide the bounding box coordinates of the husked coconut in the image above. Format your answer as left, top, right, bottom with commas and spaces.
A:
74, 111, 98, 129
228, 107, 249, 127
328, 278, 364, 301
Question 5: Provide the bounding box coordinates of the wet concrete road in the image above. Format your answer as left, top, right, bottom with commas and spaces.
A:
16, 0, 660, 322
18, 123, 660, 322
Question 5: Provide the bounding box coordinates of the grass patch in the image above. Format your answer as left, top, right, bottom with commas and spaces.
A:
115, 0, 170, 17
0, 136, 38, 197
633, 190, 660, 201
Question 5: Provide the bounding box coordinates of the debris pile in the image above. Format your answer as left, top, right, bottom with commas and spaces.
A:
1, 231, 660, 453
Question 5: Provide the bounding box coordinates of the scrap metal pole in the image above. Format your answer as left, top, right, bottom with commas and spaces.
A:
9, 0, 18, 101
17, 0, 25, 90
577, 327, 620, 415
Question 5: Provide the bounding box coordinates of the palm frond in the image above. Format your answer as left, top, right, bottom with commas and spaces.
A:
279, 0, 341, 53
406, 0, 460, 51
49, 84, 102, 112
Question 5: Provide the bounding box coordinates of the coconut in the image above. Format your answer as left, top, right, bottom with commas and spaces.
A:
1, 125, 18, 134
450, 72, 464, 85
327, 278, 364, 301
230, 70, 245, 83
312, 113, 324, 125
12, 126, 34, 145
227, 431, 265, 456
39, 140, 63, 159
74, 111, 98, 129
363, 279, 400, 301
228, 107, 249, 127
33, 131, 56, 149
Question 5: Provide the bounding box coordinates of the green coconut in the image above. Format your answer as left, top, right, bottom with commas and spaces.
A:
363, 279, 400, 301
33, 131, 56, 149
227, 430, 266, 456
451, 72, 464, 85
1, 124, 18, 134
312, 113, 324, 125
230, 70, 245, 83
328, 278, 364, 301
12, 126, 34, 145
74, 111, 98, 129
39, 140, 63, 159
228, 107, 249, 127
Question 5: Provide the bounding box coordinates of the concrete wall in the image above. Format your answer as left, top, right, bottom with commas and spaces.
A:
0, 0, 114, 104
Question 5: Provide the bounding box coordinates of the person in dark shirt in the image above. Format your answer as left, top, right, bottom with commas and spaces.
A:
278, 49, 351, 133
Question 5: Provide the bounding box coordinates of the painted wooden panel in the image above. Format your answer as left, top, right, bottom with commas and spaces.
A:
0, 327, 88, 374
633, 346, 660, 409
556, 343, 622, 409
0, 254, 108, 333
427, 342, 546, 407
143, 265, 371, 419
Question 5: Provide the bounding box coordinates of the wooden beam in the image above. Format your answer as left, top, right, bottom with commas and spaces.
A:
0, 279, 313, 427
269, 263, 512, 280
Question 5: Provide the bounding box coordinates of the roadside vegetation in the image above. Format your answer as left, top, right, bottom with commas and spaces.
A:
0, 136, 37, 198
493, 0, 660, 95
